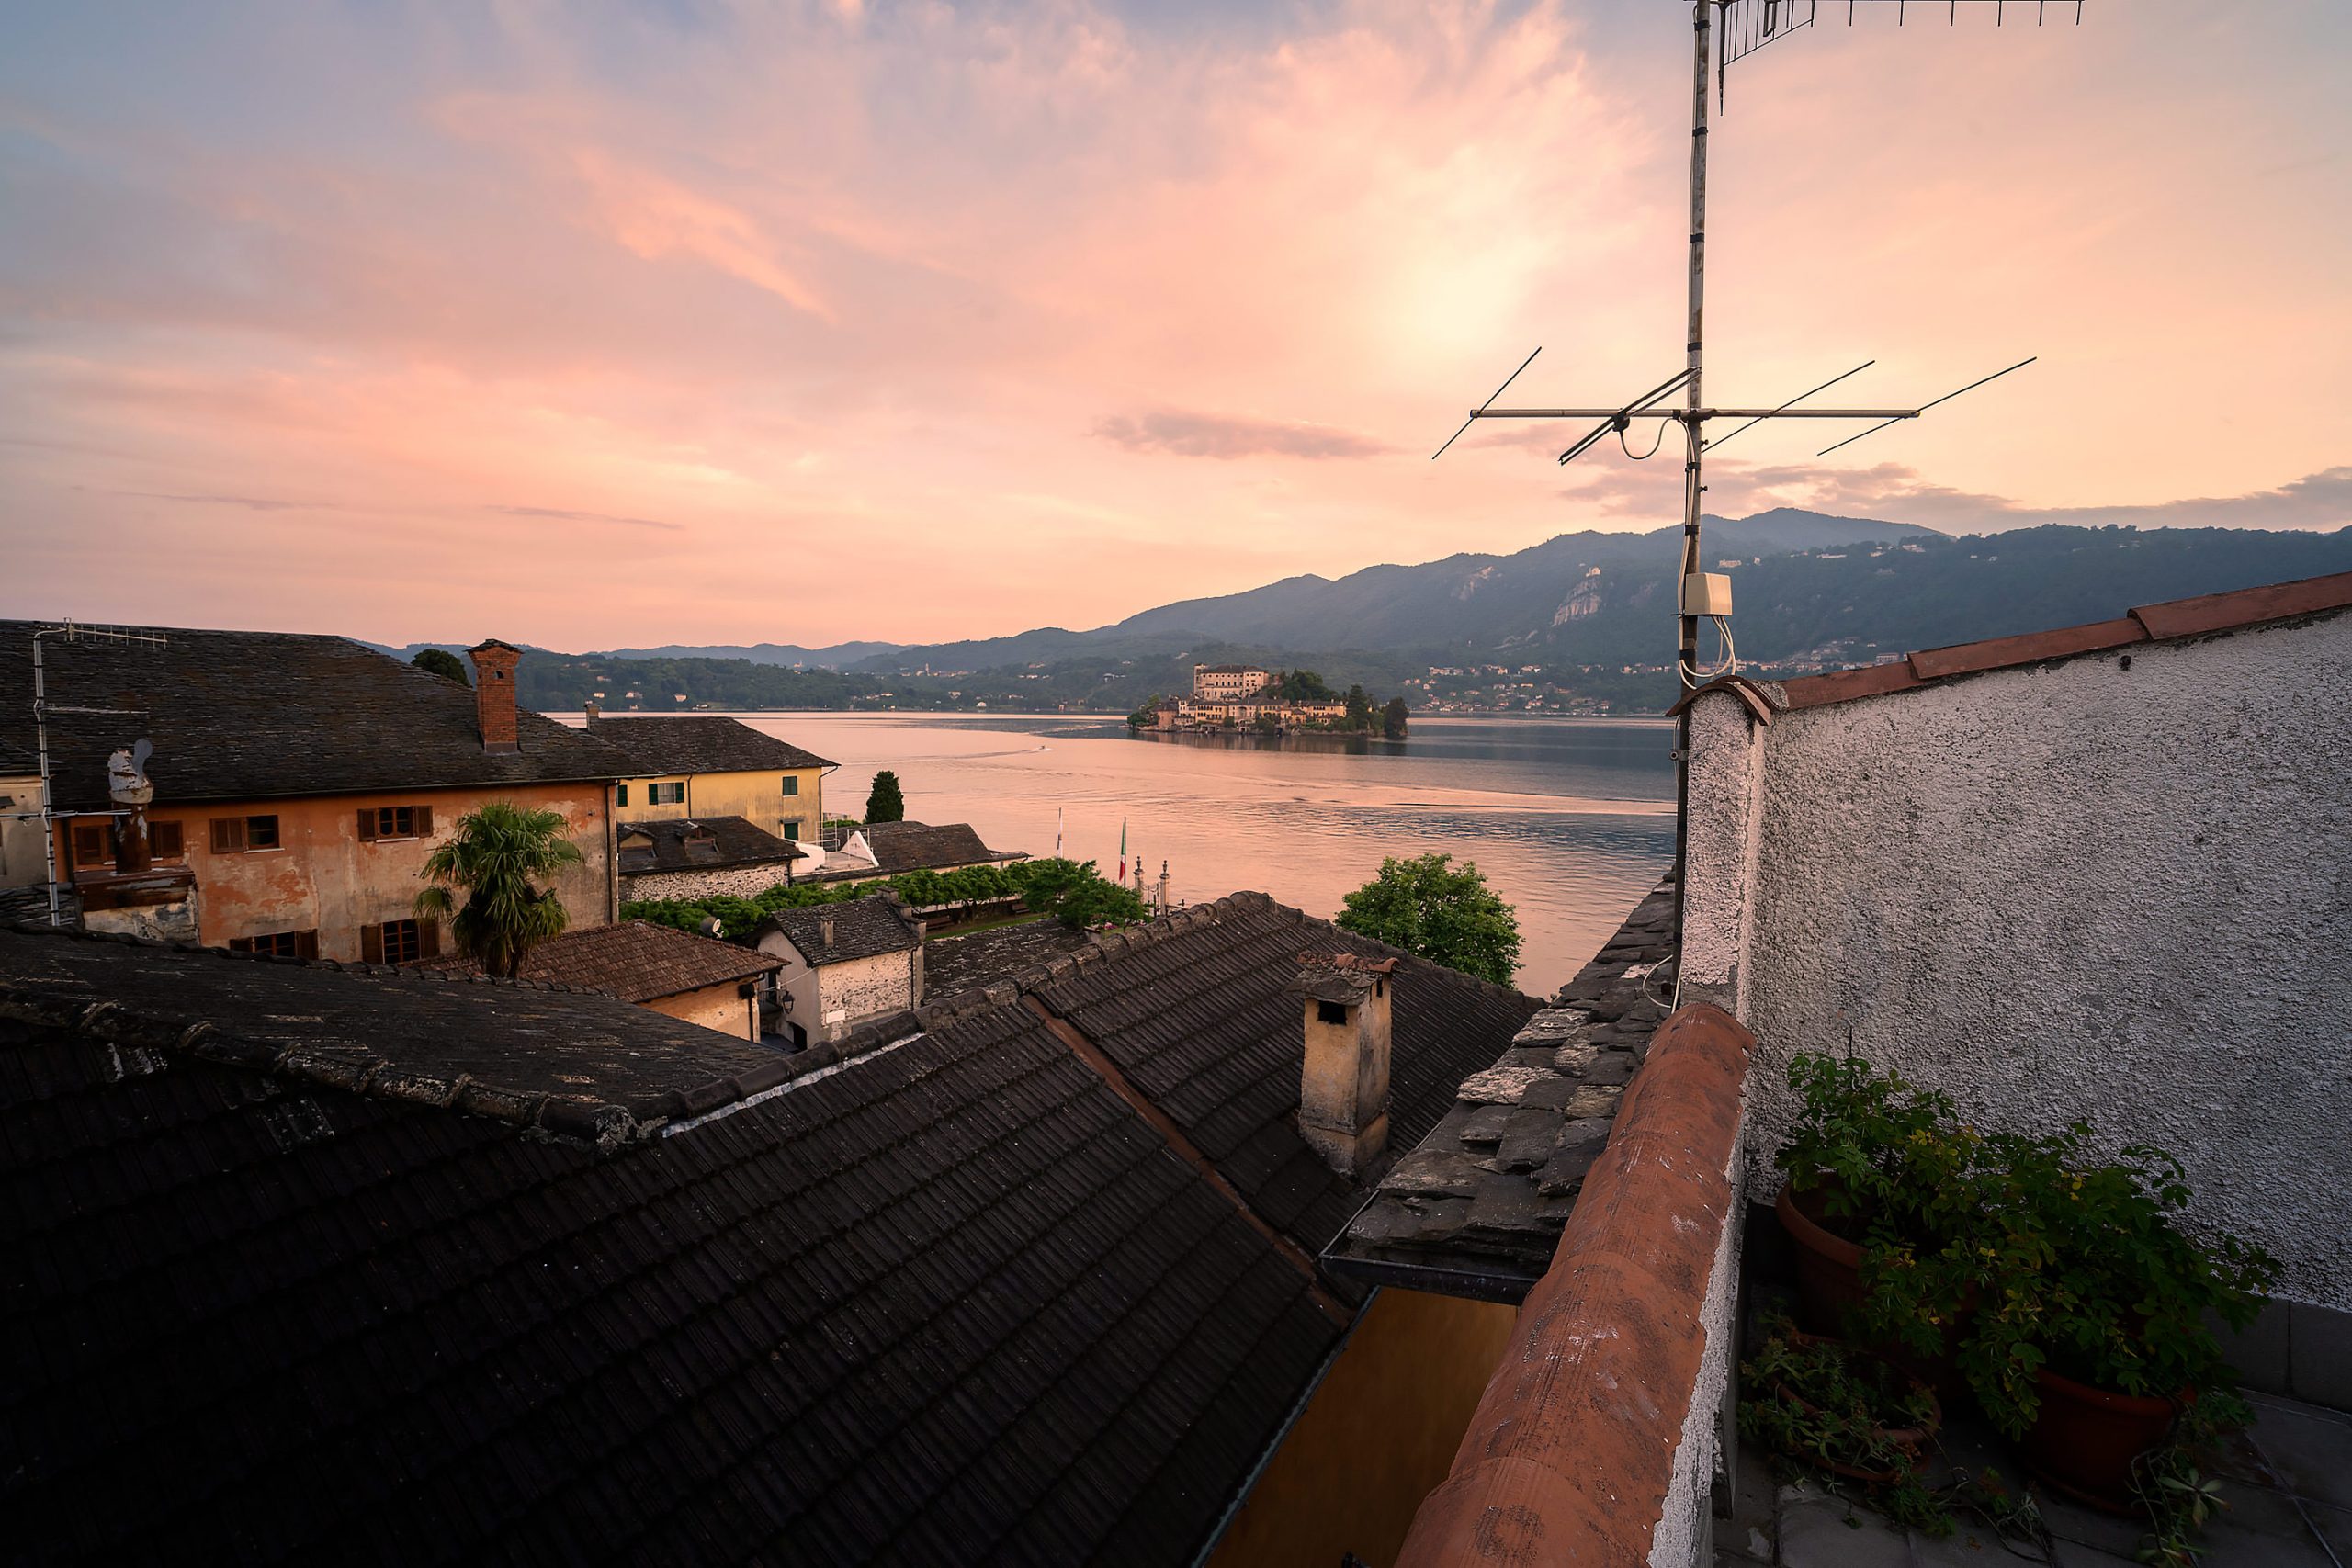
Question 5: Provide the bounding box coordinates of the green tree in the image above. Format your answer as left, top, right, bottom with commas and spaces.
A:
1335, 852, 1520, 985
865, 770, 907, 823
1383, 696, 1409, 738
1343, 682, 1372, 728
413, 647, 469, 684
414, 801, 582, 976
1126, 696, 1164, 729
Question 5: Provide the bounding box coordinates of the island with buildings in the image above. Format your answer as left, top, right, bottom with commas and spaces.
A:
1132, 662, 1409, 737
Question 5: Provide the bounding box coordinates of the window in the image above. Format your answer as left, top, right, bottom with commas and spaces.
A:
783, 819, 804, 841
650, 782, 685, 805
229, 930, 317, 959
152, 821, 186, 862
1316, 998, 1350, 1026
616, 783, 629, 807
70, 822, 110, 873
782, 775, 800, 797
362, 918, 438, 964
209, 815, 280, 852
357, 804, 432, 842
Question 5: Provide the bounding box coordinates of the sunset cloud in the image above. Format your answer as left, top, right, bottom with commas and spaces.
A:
1, 1, 2346, 648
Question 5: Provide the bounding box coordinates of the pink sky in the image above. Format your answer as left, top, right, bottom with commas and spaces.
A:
2, 1, 2346, 651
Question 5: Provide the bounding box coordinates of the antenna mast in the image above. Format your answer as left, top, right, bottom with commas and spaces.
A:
1431, 0, 2080, 958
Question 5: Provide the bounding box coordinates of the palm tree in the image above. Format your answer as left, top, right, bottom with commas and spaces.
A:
414, 801, 582, 978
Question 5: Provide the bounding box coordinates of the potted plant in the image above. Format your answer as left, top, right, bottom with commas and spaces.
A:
1927, 1127, 2276, 1511
1740, 1312, 1941, 1486
1774, 1054, 1985, 1355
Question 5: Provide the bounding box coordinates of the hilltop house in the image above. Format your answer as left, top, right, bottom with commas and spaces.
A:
586, 709, 832, 844
415, 919, 783, 1039
0, 626, 628, 959
0, 875, 1542, 1567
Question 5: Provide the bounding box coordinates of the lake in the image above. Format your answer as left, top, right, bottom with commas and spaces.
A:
705, 713, 1676, 998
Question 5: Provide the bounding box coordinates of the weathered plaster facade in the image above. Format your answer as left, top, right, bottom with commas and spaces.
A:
1684, 610, 2352, 1309
757, 939, 921, 1045
152, 784, 615, 962
0, 770, 42, 887
616, 765, 824, 841
645, 981, 759, 1040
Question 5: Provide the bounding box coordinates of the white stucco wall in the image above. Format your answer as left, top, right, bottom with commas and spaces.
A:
1652, 1140, 1746, 1568
754, 931, 919, 1043
1689, 611, 2352, 1310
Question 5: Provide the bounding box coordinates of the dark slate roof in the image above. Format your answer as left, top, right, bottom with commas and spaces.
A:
851, 819, 1019, 876
1031, 893, 1544, 1259
587, 714, 834, 773
0, 931, 1342, 1566
0, 622, 633, 811
0, 924, 794, 1143
413, 920, 781, 1003
616, 815, 805, 875
1322, 877, 1679, 1302
758, 895, 926, 966
922, 919, 1096, 1002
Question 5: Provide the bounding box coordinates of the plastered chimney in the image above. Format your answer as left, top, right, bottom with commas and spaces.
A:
583, 700, 601, 723
1293, 953, 1396, 1177
468, 639, 522, 755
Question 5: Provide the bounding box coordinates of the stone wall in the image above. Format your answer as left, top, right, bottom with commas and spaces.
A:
621, 863, 790, 906
1684, 609, 2352, 1311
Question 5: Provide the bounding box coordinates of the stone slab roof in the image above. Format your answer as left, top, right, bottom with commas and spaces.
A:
1321, 876, 1679, 1301
1034, 893, 1544, 1260
587, 714, 834, 773
810, 818, 1020, 880
0, 622, 632, 811
616, 815, 805, 874
0, 934, 1340, 1566
759, 894, 926, 965
413, 919, 782, 1003
920, 918, 1096, 1001
1761, 568, 2352, 713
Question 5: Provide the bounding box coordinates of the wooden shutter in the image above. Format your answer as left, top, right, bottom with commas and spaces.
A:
209, 817, 245, 853
152, 821, 186, 861
414, 803, 434, 837
297, 931, 320, 960
360, 924, 383, 964
358, 807, 379, 841
418, 920, 441, 959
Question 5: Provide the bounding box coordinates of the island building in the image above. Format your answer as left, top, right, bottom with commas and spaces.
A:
1193, 661, 1272, 702
0, 878, 1539, 1567
584, 708, 833, 846
414, 918, 783, 1039
0, 625, 627, 959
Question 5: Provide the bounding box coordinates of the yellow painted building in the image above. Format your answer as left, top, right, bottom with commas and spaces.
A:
587, 712, 834, 844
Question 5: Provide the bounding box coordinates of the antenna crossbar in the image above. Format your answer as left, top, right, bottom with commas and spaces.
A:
1479, 405, 1917, 421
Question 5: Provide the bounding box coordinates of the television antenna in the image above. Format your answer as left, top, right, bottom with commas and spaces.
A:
11, 622, 168, 927
1430, 0, 2082, 950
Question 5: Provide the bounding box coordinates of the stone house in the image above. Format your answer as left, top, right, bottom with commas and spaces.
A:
754, 894, 926, 1046
586, 710, 833, 845
616, 815, 806, 905
0, 625, 631, 961
802, 819, 1024, 887
414, 919, 784, 1038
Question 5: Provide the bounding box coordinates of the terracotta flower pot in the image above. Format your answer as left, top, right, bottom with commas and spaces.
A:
2018, 1367, 2183, 1514
1776, 1179, 1867, 1337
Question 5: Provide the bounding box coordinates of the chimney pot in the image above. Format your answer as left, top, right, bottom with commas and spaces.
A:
1293, 953, 1393, 1177
468, 639, 522, 755
584, 700, 601, 723
820, 914, 836, 950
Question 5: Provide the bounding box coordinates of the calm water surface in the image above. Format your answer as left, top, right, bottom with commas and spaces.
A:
719, 714, 1674, 997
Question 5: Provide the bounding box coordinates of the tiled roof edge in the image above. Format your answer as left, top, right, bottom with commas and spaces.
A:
0, 920, 911, 1147
1760, 567, 2352, 713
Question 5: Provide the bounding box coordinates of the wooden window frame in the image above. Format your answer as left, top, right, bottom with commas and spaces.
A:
616, 783, 629, 807
228, 930, 318, 959
649, 781, 686, 806
782, 775, 800, 797
362, 918, 439, 965
357, 804, 432, 843
151, 821, 187, 862
70, 821, 111, 874
213, 814, 281, 852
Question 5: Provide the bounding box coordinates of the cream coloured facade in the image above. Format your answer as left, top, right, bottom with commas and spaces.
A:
1192, 664, 1272, 702
586, 713, 833, 844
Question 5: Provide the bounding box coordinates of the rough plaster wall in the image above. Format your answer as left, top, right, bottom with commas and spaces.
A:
1651, 1145, 1745, 1568
646, 984, 752, 1039
620, 863, 791, 905
1681, 699, 1765, 1014
0, 775, 43, 886
1740, 615, 2352, 1309
817, 951, 917, 1037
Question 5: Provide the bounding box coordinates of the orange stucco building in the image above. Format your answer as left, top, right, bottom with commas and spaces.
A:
4, 626, 634, 960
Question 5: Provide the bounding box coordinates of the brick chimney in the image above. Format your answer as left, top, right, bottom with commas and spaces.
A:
1294, 953, 1396, 1177
468, 639, 521, 754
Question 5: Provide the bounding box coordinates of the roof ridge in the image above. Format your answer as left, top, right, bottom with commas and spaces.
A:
0, 917, 612, 994
1756, 566, 2352, 713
